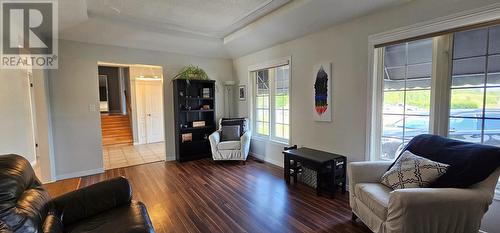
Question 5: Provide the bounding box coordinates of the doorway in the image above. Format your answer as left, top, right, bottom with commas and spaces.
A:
135, 78, 164, 144
97, 63, 165, 170
98, 66, 133, 146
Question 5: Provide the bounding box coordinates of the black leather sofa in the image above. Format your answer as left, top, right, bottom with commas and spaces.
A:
0, 154, 155, 233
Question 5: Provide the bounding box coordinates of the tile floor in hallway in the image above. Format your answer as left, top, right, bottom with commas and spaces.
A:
103, 142, 165, 170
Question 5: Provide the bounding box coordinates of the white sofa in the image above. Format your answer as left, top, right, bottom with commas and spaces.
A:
209, 118, 251, 161
348, 161, 500, 233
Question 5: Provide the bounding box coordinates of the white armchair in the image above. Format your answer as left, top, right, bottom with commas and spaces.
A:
209, 118, 251, 161
348, 161, 500, 233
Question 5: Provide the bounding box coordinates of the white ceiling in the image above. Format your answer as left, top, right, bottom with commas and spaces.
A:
85, 0, 289, 38
59, 0, 409, 59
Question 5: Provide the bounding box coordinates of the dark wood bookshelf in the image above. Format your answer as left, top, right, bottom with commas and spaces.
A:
180, 109, 215, 113
173, 79, 216, 162
181, 126, 215, 132
181, 97, 215, 100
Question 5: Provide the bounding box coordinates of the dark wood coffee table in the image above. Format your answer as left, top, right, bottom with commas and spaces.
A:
283, 146, 346, 198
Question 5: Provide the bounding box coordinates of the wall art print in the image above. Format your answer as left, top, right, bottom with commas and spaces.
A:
313, 62, 332, 122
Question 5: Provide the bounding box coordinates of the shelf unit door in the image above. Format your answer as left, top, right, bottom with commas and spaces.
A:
136, 80, 164, 144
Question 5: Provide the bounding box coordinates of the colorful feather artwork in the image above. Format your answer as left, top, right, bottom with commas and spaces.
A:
314, 66, 328, 115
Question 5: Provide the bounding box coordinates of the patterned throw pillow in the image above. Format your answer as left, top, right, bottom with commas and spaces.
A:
380, 150, 450, 190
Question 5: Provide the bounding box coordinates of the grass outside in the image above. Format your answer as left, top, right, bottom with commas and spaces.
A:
384, 88, 500, 110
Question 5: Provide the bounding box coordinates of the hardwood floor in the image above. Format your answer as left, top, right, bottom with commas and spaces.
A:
44, 158, 371, 233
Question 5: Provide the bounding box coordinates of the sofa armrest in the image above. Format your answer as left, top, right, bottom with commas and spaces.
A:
386, 188, 492, 233
348, 161, 392, 194
0, 220, 12, 233
51, 176, 132, 226
209, 131, 220, 144
240, 130, 252, 159
209, 131, 220, 148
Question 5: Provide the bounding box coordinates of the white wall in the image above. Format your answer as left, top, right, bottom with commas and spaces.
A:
49, 40, 233, 179
0, 69, 37, 164
32, 69, 56, 182
232, 0, 500, 230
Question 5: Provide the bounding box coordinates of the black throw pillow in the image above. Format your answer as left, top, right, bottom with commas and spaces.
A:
220, 125, 240, 142
389, 134, 500, 188
221, 118, 246, 136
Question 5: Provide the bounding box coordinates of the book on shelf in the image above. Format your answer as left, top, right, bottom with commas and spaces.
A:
202, 88, 210, 98
181, 133, 192, 143
192, 121, 205, 128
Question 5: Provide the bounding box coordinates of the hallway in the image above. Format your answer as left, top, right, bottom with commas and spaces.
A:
103, 142, 165, 170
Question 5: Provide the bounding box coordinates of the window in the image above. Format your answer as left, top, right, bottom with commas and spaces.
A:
252, 64, 290, 142
255, 70, 270, 135
371, 24, 500, 161
449, 27, 500, 147
274, 66, 290, 139
381, 39, 433, 160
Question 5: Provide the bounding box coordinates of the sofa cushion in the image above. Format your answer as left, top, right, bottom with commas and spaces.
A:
355, 183, 391, 220
221, 125, 240, 141
0, 154, 50, 233
217, 141, 241, 150
220, 118, 247, 136
65, 201, 153, 233
381, 150, 449, 190
392, 134, 500, 188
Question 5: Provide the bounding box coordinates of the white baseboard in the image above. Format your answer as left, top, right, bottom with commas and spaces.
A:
56, 168, 104, 181
249, 152, 283, 167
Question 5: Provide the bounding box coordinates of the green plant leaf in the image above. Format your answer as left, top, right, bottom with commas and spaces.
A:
173, 65, 209, 80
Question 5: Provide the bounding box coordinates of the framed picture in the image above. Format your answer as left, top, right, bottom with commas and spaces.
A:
313, 62, 332, 122
239, 85, 246, 101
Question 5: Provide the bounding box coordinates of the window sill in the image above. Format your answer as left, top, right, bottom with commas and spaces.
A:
251, 136, 289, 146
372, 157, 395, 162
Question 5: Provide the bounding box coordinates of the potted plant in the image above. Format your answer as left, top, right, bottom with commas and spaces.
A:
173, 66, 209, 82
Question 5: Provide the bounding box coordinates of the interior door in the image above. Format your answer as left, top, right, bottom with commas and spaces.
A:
135, 80, 164, 144
145, 82, 164, 143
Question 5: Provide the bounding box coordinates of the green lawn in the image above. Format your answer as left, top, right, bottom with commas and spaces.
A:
384, 88, 500, 110
275, 95, 289, 108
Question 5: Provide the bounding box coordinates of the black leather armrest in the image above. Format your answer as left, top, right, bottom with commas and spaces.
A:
0, 220, 13, 233
51, 176, 132, 226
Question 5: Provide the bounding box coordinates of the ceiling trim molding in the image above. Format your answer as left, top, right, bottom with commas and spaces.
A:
220, 0, 290, 37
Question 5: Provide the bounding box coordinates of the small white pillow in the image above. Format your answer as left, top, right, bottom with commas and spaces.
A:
380, 150, 450, 190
